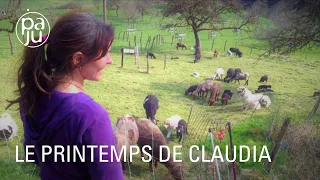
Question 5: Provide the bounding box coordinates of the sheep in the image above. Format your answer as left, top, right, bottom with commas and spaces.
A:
176, 119, 188, 143
259, 75, 268, 83
146, 52, 156, 59
176, 42, 187, 50
212, 67, 224, 80
143, 94, 159, 125
227, 50, 233, 57
113, 115, 139, 170
232, 72, 250, 86
313, 90, 320, 97
213, 49, 219, 58
164, 115, 181, 139
224, 68, 235, 83
208, 84, 222, 105
0, 113, 18, 141
192, 80, 214, 99
236, 87, 271, 110
136, 118, 185, 180
185, 85, 198, 96
235, 68, 242, 75
229, 47, 243, 57
221, 90, 233, 106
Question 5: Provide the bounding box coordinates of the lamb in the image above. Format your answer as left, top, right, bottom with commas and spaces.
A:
212, 67, 224, 80
224, 68, 235, 83
143, 94, 159, 125
221, 90, 233, 106
233, 72, 249, 86
208, 84, 221, 105
136, 118, 185, 180
0, 113, 18, 141
259, 75, 268, 83
176, 119, 188, 143
185, 85, 198, 96
176, 42, 187, 50
213, 49, 219, 58
164, 115, 181, 139
146, 52, 156, 59
236, 87, 271, 110
113, 115, 139, 170
191, 80, 214, 99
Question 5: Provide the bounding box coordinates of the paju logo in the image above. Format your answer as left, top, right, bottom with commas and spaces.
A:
15, 9, 50, 48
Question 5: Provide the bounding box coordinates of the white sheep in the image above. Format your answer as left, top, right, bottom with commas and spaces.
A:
163, 115, 181, 138
0, 112, 18, 140
212, 67, 224, 80
236, 87, 271, 110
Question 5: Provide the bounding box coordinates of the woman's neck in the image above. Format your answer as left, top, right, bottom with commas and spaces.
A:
54, 76, 84, 93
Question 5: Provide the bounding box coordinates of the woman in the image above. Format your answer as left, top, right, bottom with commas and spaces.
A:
7, 10, 124, 180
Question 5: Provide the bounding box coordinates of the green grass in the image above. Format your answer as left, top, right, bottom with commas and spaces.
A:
0, 1, 320, 179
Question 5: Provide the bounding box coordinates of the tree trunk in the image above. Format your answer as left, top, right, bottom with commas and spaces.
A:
305, 96, 320, 121
193, 30, 201, 63
8, 32, 13, 55
103, 0, 107, 23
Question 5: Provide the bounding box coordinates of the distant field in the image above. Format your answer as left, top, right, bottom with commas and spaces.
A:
0, 1, 319, 179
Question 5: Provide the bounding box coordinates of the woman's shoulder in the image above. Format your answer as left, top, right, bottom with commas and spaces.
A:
52, 91, 109, 122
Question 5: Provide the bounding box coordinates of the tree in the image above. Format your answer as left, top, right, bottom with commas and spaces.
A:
120, 1, 139, 24
255, 0, 320, 55
106, 0, 121, 17
135, 0, 152, 21
163, 0, 257, 62
0, 0, 22, 55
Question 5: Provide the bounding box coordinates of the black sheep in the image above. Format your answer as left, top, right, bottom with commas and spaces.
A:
147, 52, 156, 59
234, 68, 242, 76
143, 94, 159, 125
185, 85, 198, 95
222, 90, 233, 98
224, 68, 235, 82
176, 119, 188, 143
259, 75, 268, 83
229, 47, 243, 57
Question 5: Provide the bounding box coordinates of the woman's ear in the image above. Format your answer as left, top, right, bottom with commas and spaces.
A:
72, 52, 85, 67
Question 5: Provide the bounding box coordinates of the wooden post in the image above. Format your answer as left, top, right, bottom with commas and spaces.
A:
171, 35, 174, 46
164, 53, 166, 69
224, 40, 227, 52
126, 33, 129, 42
211, 39, 215, 51
134, 36, 136, 47
118, 32, 121, 40
122, 31, 126, 41
134, 47, 137, 65
146, 51, 150, 74
151, 37, 156, 48
129, 41, 131, 49
140, 31, 143, 41
250, 43, 253, 56
121, 48, 124, 68
265, 117, 291, 174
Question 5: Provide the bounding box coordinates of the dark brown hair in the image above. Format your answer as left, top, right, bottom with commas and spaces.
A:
6, 10, 114, 117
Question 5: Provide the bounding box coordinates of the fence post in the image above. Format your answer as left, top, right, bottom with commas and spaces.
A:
146, 51, 150, 74
265, 117, 291, 174
211, 39, 215, 51
171, 35, 174, 46
121, 48, 124, 68
250, 43, 253, 56
224, 40, 227, 52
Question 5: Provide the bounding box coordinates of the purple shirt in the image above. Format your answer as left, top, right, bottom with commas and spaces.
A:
20, 90, 124, 180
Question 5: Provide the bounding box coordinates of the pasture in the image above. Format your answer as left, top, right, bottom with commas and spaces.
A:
0, 1, 319, 179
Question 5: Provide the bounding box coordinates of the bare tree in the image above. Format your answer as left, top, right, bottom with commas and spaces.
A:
163, 0, 257, 62
255, 0, 320, 55
0, 0, 22, 55
135, 0, 152, 21
120, 1, 138, 24
107, 0, 121, 17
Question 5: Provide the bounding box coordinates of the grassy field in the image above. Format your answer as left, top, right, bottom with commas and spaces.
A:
0, 1, 320, 179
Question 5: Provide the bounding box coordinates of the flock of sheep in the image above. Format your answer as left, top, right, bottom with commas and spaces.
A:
186, 66, 272, 110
